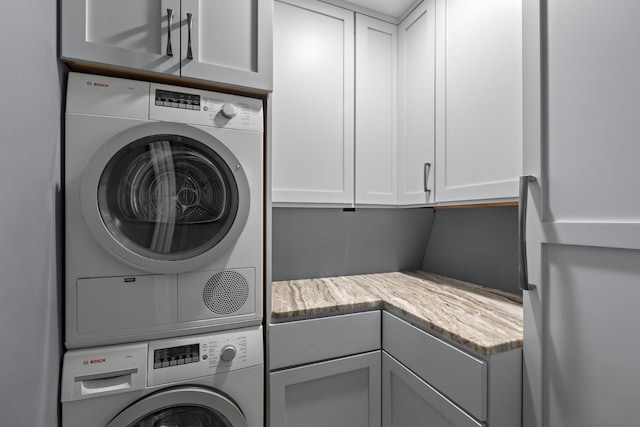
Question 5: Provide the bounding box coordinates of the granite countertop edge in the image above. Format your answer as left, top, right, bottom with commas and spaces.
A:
271, 271, 524, 356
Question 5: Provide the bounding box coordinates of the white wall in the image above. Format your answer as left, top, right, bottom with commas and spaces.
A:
0, 1, 62, 425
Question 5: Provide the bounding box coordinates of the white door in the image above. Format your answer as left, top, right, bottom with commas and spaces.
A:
271, 0, 355, 206
522, 0, 640, 426
397, 0, 436, 205
355, 14, 398, 206
434, 0, 522, 203
61, 0, 181, 75
179, 0, 273, 91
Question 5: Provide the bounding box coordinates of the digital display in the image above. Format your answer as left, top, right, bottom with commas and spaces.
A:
155, 89, 201, 110
153, 344, 200, 369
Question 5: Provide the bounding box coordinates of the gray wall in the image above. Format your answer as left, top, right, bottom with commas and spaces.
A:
272, 208, 434, 281
422, 206, 519, 295
0, 1, 63, 425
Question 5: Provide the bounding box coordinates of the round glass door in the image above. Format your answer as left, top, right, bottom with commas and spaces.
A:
80, 122, 250, 274
106, 387, 247, 427
126, 405, 232, 427
98, 134, 237, 260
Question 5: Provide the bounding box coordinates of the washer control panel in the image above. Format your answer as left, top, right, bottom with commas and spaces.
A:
153, 343, 200, 369
147, 325, 262, 387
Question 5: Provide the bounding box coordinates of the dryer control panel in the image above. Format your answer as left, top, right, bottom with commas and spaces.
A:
149, 83, 263, 133
147, 325, 263, 387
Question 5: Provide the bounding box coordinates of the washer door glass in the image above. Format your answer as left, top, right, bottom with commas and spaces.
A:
127, 405, 232, 427
106, 387, 248, 427
98, 134, 238, 261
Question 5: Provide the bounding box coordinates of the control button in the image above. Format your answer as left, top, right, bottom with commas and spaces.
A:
193, 356, 200, 363
220, 345, 237, 362
202, 354, 208, 361
154, 361, 161, 369
185, 357, 192, 364
221, 103, 237, 119
162, 360, 169, 368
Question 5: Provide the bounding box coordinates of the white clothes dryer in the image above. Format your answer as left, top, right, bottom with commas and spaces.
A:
65, 73, 264, 349
61, 326, 263, 427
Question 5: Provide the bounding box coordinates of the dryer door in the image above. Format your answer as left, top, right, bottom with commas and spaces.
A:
106, 386, 247, 427
81, 122, 250, 274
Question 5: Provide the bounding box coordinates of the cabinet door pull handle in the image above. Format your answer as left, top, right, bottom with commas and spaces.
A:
186, 12, 194, 60
423, 162, 432, 193
519, 175, 537, 291
166, 8, 174, 57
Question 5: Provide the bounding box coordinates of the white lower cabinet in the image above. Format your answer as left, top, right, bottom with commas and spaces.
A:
382, 352, 483, 427
270, 351, 382, 427
268, 311, 521, 427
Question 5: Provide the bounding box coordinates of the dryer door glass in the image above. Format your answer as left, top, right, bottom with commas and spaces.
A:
97, 134, 239, 261
128, 405, 232, 427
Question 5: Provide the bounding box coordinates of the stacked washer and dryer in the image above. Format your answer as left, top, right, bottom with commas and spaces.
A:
60, 73, 265, 427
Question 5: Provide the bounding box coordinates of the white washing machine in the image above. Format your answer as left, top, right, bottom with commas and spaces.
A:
65, 73, 264, 349
61, 326, 263, 427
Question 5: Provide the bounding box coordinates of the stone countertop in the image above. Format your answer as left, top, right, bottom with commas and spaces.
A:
271, 271, 523, 356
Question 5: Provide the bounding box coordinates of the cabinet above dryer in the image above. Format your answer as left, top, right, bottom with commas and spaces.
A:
61, 0, 273, 91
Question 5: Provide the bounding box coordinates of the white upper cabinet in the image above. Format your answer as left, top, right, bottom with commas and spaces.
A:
61, 0, 273, 91
355, 15, 398, 206
272, 0, 355, 206
434, 0, 522, 203
397, 0, 436, 205
179, 0, 273, 90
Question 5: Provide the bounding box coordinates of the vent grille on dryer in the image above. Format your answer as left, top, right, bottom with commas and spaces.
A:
203, 271, 250, 315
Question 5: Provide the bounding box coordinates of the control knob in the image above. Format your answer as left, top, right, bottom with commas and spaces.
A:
221, 103, 237, 119
220, 345, 237, 362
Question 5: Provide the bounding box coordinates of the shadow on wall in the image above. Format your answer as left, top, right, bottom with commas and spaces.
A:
422, 206, 520, 295
272, 207, 435, 281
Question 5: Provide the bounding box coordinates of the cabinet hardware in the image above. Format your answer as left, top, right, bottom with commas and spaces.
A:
166, 9, 174, 57
187, 13, 194, 60
423, 162, 432, 193
519, 175, 536, 291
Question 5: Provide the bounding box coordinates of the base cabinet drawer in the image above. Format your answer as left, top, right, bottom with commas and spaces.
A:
383, 312, 487, 420
383, 352, 484, 427
270, 351, 382, 427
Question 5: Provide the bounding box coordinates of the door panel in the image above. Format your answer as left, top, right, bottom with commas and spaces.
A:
522, 1, 640, 426
272, 0, 355, 205
435, 0, 522, 202
543, 244, 640, 426
545, 0, 640, 222
180, 0, 273, 91
397, 0, 436, 205
270, 351, 381, 427
61, 0, 181, 75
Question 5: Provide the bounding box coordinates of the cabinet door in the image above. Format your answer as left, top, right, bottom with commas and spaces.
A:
272, 0, 355, 206
270, 351, 381, 427
522, 0, 640, 426
179, 0, 273, 91
397, 0, 436, 205
382, 353, 483, 427
61, 0, 181, 75
434, 0, 522, 203
355, 15, 398, 205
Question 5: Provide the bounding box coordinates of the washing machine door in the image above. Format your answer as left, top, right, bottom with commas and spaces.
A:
81, 122, 250, 274
106, 386, 247, 427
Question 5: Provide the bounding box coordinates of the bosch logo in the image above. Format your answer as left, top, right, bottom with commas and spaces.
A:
90, 358, 106, 364
93, 82, 109, 88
